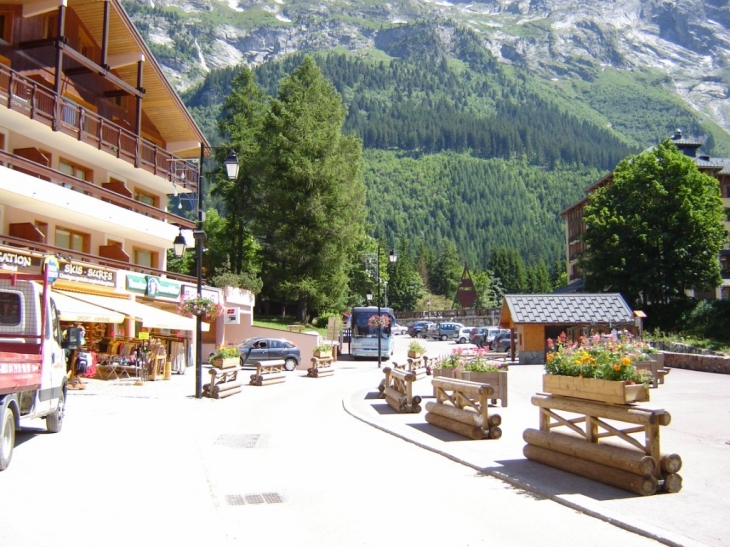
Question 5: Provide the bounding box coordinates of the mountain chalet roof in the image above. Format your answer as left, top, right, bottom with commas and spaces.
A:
502, 294, 634, 325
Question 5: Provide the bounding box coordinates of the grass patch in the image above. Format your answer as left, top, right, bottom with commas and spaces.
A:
646, 332, 730, 355
253, 316, 328, 337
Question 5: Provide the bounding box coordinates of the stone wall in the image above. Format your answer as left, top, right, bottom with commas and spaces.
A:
662, 352, 730, 375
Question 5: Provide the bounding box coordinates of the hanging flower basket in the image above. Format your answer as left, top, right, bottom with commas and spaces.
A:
368, 314, 391, 328
178, 296, 223, 321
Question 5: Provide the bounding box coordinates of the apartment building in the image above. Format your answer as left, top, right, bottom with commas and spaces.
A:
0, 0, 220, 374
561, 130, 730, 300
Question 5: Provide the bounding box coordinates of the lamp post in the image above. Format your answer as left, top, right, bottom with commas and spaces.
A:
427, 299, 431, 318
366, 247, 397, 368
175, 146, 240, 399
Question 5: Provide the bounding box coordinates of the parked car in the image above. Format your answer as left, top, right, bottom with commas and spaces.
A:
429, 322, 466, 341
456, 327, 474, 344
471, 326, 500, 347
237, 337, 301, 371
392, 323, 408, 335
407, 320, 431, 338
490, 330, 514, 352
424, 322, 440, 339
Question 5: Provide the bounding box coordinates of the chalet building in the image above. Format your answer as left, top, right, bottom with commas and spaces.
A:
0, 0, 231, 375
560, 129, 730, 300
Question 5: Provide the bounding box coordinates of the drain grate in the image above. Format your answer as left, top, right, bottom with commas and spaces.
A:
225, 492, 284, 506
215, 434, 260, 448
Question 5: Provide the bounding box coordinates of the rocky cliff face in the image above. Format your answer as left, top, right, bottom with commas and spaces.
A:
124, 0, 730, 132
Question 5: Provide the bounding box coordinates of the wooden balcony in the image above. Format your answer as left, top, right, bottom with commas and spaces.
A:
0, 64, 199, 193
0, 148, 194, 229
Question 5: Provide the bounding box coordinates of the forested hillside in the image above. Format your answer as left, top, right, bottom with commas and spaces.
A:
181, 24, 729, 269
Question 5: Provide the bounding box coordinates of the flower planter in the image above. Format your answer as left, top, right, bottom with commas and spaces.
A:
432, 368, 462, 380
211, 357, 239, 369
407, 350, 424, 359
313, 350, 332, 358
542, 374, 649, 405
460, 370, 509, 407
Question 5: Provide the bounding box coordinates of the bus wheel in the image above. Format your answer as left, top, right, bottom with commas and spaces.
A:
0, 405, 16, 471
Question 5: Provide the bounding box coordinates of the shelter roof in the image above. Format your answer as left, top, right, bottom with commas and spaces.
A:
500, 293, 634, 328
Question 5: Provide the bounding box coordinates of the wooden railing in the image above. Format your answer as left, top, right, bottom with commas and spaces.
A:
0, 234, 196, 285
0, 149, 194, 228
0, 64, 199, 190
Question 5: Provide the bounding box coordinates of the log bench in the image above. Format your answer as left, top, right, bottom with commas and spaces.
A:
634, 359, 670, 389
379, 366, 421, 413
426, 376, 502, 439
287, 324, 306, 333
524, 394, 682, 495
308, 356, 335, 378
203, 366, 243, 399
249, 360, 287, 386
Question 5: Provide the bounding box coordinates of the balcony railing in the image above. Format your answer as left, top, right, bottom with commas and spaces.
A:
0, 63, 199, 190
0, 148, 195, 228
0, 234, 196, 285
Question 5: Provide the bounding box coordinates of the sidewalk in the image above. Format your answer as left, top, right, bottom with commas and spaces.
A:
343, 364, 729, 547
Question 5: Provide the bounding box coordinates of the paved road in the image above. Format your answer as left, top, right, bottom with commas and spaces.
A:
0, 335, 723, 546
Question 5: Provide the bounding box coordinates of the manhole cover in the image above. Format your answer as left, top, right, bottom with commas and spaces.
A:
225, 492, 284, 506
215, 434, 260, 448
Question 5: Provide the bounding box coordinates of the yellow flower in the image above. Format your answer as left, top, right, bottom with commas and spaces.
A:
547, 353, 554, 362
621, 357, 631, 366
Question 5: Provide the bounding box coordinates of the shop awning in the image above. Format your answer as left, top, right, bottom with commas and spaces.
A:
56, 291, 207, 332
50, 290, 126, 324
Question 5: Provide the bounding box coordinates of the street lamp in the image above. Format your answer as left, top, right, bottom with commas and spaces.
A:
368, 247, 397, 368
189, 145, 240, 398
427, 299, 431, 318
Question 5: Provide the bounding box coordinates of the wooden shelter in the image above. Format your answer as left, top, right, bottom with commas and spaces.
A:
498, 294, 637, 364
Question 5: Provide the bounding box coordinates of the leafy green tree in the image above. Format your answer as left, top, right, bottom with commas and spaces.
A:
212, 67, 267, 287
471, 269, 499, 308
551, 259, 568, 291
580, 140, 727, 307
527, 260, 552, 293
488, 247, 527, 294
389, 238, 424, 312
429, 238, 462, 300
252, 57, 367, 322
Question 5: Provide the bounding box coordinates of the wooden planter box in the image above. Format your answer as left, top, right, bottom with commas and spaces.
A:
542, 374, 649, 405
313, 350, 332, 358
211, 357, 240, 369
407, 350, 425, 359
460, 370, 509, 407
432, 368, 462, 380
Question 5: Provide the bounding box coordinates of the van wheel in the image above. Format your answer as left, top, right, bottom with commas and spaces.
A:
46, 389, 65, 433
440, 334, 447, 341
284, 358, 297, 371
0, 405, 16, 471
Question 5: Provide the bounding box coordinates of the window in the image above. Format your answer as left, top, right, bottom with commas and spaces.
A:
133, 248, 157, 268
133, 188, 158, 207
59, 159, 91, 181
0, 293, 21, 326
55, 227, 89, 253
0, 12, 12, 43
43, 15, 57, 39
722, 287, 730, 301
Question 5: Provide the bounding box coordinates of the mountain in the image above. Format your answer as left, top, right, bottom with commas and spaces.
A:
121, 0, 730, 271
124, 0, 730, 135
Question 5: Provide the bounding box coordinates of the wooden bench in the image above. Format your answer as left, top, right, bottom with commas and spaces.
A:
249, 360, 287, 386
307, 356, 334, 378
634, 359, 670, 389
379, 366, 422, 413
203, 366, 243, 399
287, 324, 306, 333
426, 376, 502, 439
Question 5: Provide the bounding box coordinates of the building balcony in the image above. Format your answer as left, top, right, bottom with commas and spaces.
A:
0, 64, 199, 194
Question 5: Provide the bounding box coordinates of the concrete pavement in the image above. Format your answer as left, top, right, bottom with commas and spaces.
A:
66, 341, 729, 547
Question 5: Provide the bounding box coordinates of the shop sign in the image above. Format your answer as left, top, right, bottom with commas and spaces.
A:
58, 260, 116, 288
43, 255, 60, 283
126, 274, 181, 299
224, 307, 240, 325
181, 284, 219, 303
0, 249, 41, 273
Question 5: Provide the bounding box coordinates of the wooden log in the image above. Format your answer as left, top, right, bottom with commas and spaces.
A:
487, 414, 502, 427
660, 453, 682, 474
383, 386, 407, 406
488, 426, 502, 439
425, 401, 483, 427
249, 375, 262, 386
316, 367, 335, 377
523, 444, 658, 496
662, 473, 682, 493
425, 412, 486, 440
215, 386, 242, 399
412, 395, 422, 405
385, 395, 406, 413
213, 381, 244, 394
259, 374, 286, 386
411, 404, 422, 414
377, 379, 385, 393
523, 428, 657, 476
389, 368, 416, 383
531, 394, 671, 426
432, 377, 494, 398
